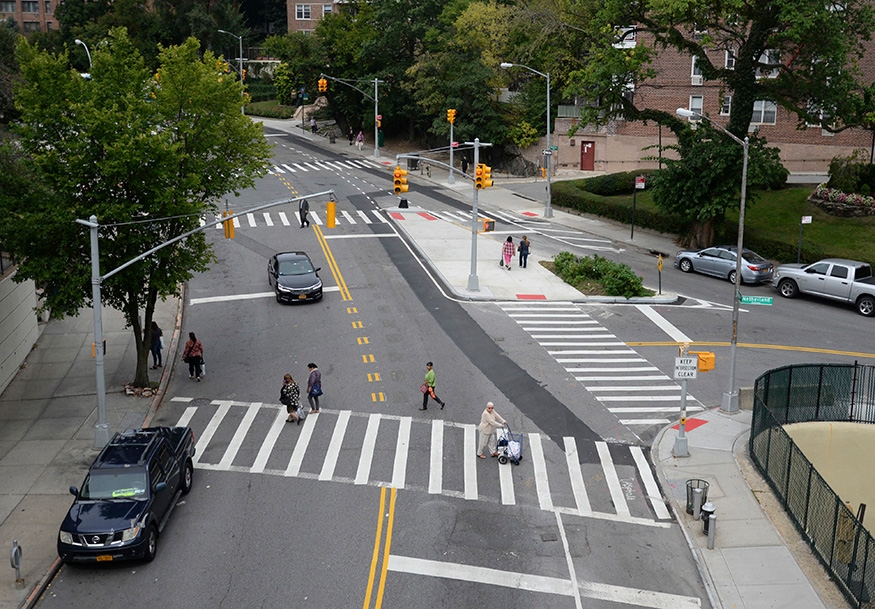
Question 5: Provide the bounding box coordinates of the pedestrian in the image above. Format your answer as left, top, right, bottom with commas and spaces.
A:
280, 374, 303, 425
310, 116, 317, 134
477, 402, 507, 459
182, 331, 204, 381
306, 363, 322, 413
148, 321, 163, 369
299, 198, 310, 228
356, 130, 364, 151
461, 156, 469, 175
419, 361, 446, 411
518, 235, 530, 268
348, 126, 355, 146
500, 236, 515, 270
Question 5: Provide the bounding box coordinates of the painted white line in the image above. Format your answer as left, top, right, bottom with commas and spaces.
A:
278, 212, 291, 226
429, 420, 443, 494
528, 433, 553, 511
310, 212, 323, 225
597, 395, 682, 401
498, 458, 515, 505
556, 510, 584, 609
577, 580, 702, 608
193, 401, 231, 465
246, 213, 256, 227
262, 212, 273, 226
285, 412, 318, 477
218, 401, 261, 469
293, 163, 308, 172
541, 350, 636, 355
319, 410, 351, 481
541, 341, 625, 346
273, 165, 285, 173
355, 413, 381, 485
391, 416, 411, 488
564, 437, 592, 517
340, 210, 356, 224
251, 409, 287, 474
635, 304, 692, 343
464, 424, 478, 500
597, 441, 630, 517
356, 210, 372, 224
576, 375, 669, 381
631, 446, 671, 520
175, 406, 197, 427
608, 406, 704, 413
562, 358, 647, 364
372, 210, 389, 223
563, 366, 658, 371
281, 163, 296, 173
587, 386, 681, 392
620, 418, 671, 426
232, 216, 240, 228
189, 289, 344, 305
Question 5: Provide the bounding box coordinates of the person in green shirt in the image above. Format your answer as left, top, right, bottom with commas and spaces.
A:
420, 361, 446, 411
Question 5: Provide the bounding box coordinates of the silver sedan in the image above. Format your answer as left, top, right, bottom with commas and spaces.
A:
674, 246, 774, 284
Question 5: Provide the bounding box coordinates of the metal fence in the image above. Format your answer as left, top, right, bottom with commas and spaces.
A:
751, 363, 875, 608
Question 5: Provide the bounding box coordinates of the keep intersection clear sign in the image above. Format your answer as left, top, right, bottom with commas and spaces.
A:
674, 357, 698, 379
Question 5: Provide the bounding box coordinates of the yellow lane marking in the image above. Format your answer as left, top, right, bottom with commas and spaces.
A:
362, 487, 387, 609
375, 487, 397, 609
368, 373, 381, 382
626, 341, 875, 359
362, 487, 397, 609
362, 354, 375, 363
358, 337, 370, 345
314, 224, 351, 300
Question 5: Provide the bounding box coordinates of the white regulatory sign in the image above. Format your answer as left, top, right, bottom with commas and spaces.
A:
674, 357, 698, 379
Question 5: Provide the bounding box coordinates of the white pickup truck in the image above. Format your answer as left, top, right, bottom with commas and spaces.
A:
772, 258, 875, 317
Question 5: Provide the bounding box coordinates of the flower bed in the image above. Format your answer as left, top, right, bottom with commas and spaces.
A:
810, 184, 875, 217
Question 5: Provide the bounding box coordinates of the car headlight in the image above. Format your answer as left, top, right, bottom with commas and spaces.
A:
277, 283, 292, 292
59, 531, 73, 544
120, 525, 141, 542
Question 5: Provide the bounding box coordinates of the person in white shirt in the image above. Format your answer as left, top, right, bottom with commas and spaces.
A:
477, 402, 507, 459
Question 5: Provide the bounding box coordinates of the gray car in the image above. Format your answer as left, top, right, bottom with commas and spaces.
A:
674, 245, 774, 285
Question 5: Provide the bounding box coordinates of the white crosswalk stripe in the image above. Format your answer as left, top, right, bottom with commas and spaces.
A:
499, 302, 703, 429
207, 209, 392, 230
269, 159, 382, 174
169, 399, 671, 526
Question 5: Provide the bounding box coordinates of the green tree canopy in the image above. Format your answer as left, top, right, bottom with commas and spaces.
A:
5, 28, 271, 387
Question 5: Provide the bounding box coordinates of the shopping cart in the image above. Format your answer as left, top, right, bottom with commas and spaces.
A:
496, 424, 523, 465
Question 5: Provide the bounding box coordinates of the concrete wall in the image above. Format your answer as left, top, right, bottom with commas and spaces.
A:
0, 272, 39, 396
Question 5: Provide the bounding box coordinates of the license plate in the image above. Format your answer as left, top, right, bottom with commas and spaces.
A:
96, 555, 113, 562
298, 294, 307, 299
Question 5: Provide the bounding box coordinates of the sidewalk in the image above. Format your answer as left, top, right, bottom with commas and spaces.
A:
0, 119, 840, 609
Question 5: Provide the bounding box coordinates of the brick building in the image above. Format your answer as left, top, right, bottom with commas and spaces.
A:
286, 1, 338, 34
0, 0, 57, 33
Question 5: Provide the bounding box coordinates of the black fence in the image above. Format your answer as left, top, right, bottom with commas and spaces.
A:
751, 363, 875, 608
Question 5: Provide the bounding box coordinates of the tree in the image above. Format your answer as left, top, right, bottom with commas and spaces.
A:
5, 28, 272, 388
0, 19, 19, 124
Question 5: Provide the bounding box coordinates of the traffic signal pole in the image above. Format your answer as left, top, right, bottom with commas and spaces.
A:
464, 138, 492, 292
373, 78, 380, 159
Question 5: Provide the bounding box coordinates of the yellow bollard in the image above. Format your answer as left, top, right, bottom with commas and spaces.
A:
326, 201, 336, 228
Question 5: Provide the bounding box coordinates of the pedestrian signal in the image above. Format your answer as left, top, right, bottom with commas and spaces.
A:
318, 78, 328, 92
475, 164, 493, 189
447, 109, 456, 124
393, 166, 408, 194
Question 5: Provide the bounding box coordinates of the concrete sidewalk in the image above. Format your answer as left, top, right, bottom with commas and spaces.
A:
0, 118, 842, 609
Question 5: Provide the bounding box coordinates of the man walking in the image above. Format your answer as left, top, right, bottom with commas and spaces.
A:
477, 402, 507, 458
299, 198, 310, 228
419, 361, 446, 410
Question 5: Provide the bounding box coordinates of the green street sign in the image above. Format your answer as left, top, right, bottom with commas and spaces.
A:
739, 294, 773, 306
550, 145, 559, 151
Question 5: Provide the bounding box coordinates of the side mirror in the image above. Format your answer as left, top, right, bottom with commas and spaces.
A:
314, 267, 322, 272
69, 486, 79, 496
154, 481, 167, 493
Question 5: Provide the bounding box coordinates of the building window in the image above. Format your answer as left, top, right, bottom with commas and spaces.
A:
23, 20, 40, 30
691, 57, 703, 85
0, 2, 16, 13
756, 50, 780, 79
44, 0, 50, 13
720, 95, 732, 116
751, 100, 777, 124
613, 26, 637, 49
689, 95, 704, 118
322, 4, 331, 16
296, 4, 311, 19
725, 50, 736, 70
22, 0, 37, 12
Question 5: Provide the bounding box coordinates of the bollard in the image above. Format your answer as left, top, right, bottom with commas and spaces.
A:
10, 539, 24, 589
692, 487, 703, 520
707, 515, 716, 549
701, 501, 716, 535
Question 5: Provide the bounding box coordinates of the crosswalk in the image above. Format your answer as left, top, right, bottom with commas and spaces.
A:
168, 397, 671, 527
498, 302, 703, 431
271, 158, 384, 174
202, 208, 493, 230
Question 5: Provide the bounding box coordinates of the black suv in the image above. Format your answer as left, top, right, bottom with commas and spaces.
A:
58, 427, 195, 564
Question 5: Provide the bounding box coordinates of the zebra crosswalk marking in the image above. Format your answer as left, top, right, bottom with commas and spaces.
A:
564, 437, 592, 517
464, 424, 478, 501
392, 417, 412, 489
246, 213, 256, 227
262, 212, 274, 227
320, 410, 351, 481
356, 210, 372, 224
355, 413, 381, 485
278, 212, 291, 226
340, 210, 357, 224
251, 409, 286, 474
499, 457, 515, 505
177, 406, 196, 428
631, 446, 671, 520
429, 420, 444, 494
193, 401, 231, 465
529, 433, 553, 511
219, 401, 261, 469
286, 412, 318, 477
597, 441, 630, 517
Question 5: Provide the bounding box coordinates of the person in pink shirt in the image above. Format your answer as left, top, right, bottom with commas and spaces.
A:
501, 236, 515, 270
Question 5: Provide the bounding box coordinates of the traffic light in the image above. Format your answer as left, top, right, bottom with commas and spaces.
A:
475, 164, 493, 189
377, 119, 381, 128
318, 77, 328, 92
447, 109, 456, 124
242, 69, 247, 81
393, 166, 408, 194
222, 210, 235, 239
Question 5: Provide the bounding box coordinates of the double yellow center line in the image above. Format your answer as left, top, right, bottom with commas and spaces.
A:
362, 487, 398, 609
313, 225, 351, 300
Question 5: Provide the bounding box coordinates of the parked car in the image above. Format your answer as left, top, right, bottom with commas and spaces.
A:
57, 427, 195, 564
267, 251, 323, 303
772, 258, 875, 317
674, 245, 774, 284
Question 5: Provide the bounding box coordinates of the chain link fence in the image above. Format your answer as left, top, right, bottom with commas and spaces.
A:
751, 363, 875, 608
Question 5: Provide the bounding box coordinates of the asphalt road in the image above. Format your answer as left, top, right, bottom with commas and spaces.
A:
35, 131, 873, 609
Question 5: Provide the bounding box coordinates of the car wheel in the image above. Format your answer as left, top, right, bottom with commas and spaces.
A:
275, 291, 283, 304
181, 459, 193, 495
857, 296, 875, 317
778, 279, 798, 298
679, 258, 693, 273
143, 525, 157, 562
728, 270, 738, 285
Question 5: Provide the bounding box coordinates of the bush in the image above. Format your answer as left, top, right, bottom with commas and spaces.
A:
552, 252, 651, 298
246, 82, 276, 103
245, 101, 296, 119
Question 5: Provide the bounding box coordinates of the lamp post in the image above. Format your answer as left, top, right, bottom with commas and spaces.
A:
676, 108, 748, 413
74, 39, 92, 71
218, 29, 245, 115
500, 62, 552, 218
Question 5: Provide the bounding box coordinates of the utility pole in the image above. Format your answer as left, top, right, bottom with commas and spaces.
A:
464, 138, 493, 292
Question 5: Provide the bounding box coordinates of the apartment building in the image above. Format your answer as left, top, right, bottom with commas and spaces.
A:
286, 2, 338, 34
0, 0, 57, 33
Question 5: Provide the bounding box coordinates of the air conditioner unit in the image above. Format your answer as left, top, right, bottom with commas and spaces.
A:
691, 75, 703, 86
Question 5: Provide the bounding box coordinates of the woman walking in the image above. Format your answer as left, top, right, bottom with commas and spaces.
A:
149, 321, 163, 369
518, 235, 530, 268
355, 131, 364, 151
182, 332, 204, 381
280, 374, 303, 424
501, 236, 515, 270
477, 402, 507, 459
306, 363, 322, 413
419, 361, 446, 411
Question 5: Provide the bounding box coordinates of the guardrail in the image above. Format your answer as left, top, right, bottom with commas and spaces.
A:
750, 363, 875, 608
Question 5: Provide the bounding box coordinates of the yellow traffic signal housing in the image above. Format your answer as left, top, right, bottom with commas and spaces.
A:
481, 218, 495, 232
318, 78, 328, 92
689, 351, 715, 372
393, 166, 409, 194
475, 164, 493, 189
222, 210, 235, 239
447, 109, 456, 124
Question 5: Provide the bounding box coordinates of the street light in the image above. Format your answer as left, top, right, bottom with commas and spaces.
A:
676, 107, 748, 414
218, 29, 245, 115
74, 39, 92, 72
500, 62, 552, 218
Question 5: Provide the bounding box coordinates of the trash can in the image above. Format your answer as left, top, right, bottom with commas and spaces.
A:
407, 154, 420, 171
685, 479, 709, 515
378, 129, 384, 147
701, 501, 716, 534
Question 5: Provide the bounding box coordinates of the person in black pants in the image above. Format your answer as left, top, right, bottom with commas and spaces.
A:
299, 198, 310, 228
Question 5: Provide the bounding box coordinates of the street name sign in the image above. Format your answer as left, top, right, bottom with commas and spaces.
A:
739, 295, 773, 305
674, 357, 698, 379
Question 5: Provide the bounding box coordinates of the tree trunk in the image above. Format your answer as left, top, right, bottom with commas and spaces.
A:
690, 218, 716, 249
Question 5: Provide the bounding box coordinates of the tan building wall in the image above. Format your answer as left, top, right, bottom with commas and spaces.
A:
286, 2, 337, 34
0, 271, 40, 396
0, 0, 58, 33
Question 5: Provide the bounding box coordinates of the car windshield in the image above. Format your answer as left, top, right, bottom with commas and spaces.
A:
80, 471, 148, 500
743, 251, 767, 263
278, 259, 314, 276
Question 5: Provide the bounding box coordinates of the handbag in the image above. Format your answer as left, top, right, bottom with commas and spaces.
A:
280, 389, 291, 406
309, 382, 323, 397
159, 336, 165, 349
420, 383, 429, 394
